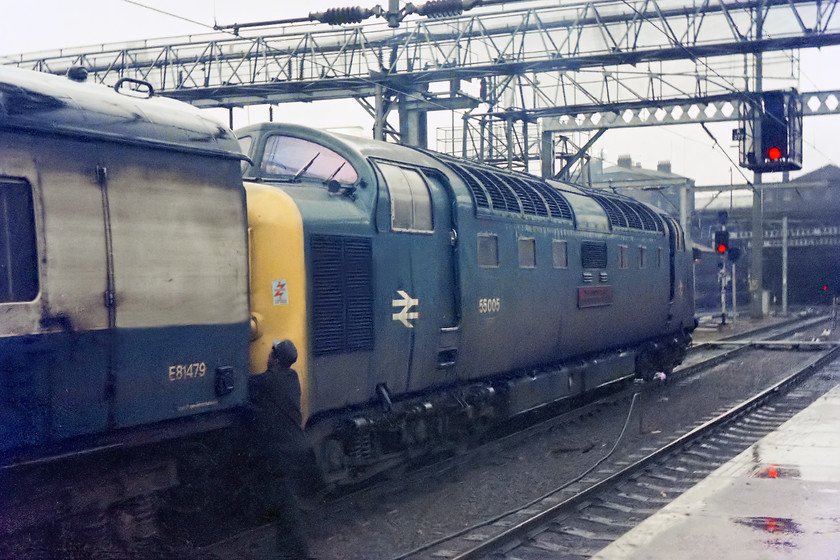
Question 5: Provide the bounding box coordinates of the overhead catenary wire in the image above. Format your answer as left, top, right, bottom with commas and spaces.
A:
114, 0, 480, 124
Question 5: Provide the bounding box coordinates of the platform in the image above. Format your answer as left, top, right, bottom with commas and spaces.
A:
592, 384, 840, 559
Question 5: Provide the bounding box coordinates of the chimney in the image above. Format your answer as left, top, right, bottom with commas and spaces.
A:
657, 161, 672, 174
617, 155, 632, 168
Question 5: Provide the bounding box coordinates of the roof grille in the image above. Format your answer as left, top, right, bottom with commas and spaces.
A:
431, 152, 574, 222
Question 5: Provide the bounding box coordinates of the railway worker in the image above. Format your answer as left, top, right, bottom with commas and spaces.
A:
246, 339, 316, 559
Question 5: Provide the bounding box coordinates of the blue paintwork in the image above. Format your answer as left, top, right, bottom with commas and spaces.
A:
236, 123, 696, 427
0, 322, 249, 458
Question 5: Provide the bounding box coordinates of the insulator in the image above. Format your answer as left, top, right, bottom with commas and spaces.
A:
388, 45, 398, 70
419, 0, 465, 18
315, 7, 371, 25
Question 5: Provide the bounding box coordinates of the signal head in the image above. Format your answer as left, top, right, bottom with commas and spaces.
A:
714, 230, 730, 253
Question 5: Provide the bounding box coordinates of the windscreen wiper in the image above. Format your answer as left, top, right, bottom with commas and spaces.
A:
323, 162, 346, 184
292, 153, 320, 181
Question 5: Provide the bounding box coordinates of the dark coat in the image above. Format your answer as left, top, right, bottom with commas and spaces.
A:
246, 366, 309, 468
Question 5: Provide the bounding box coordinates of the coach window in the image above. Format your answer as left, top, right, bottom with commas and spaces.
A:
639, 246, 647, 269
552, 240, 568, 269
0, 179, 39, 303
518, 238, 536, 269
478, 234, 499, 268
237, 135, 253, 172
618, 245, 629, 269
260, 135, 358, 185
378, 163, 433, 233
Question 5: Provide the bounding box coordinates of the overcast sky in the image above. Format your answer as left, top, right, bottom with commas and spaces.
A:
1, 0, 838, 189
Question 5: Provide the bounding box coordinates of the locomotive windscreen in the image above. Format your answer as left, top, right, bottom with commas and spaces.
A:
260, 135, 358, 184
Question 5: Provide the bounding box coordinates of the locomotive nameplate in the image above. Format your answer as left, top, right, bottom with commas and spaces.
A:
577, 286, 613, 308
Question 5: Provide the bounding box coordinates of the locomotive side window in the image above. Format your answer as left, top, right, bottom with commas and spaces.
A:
377, 163, 433, 233
0, 179, 39, 303
518, 238, 536, 269
639, 246, 648, 269
618, 245, 629, 269
260, 135, 358, 185
478, 234, 499, 268
552, 240, 568, 269
657, 247, 664, 268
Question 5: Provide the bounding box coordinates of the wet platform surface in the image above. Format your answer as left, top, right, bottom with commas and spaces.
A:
591, 384, 840, 559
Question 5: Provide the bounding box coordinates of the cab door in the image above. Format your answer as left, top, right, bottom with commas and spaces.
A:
374, 161, 459, 395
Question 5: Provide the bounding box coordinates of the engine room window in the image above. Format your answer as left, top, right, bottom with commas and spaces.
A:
518, 238, 536, 269
378, 163, 433, 233
260, 135, 358, 184
658, 247, 664, 268
552, 240, 568, 269
639, 246, 648, 268
478, 234, 499, 268
0, 179, 39, 303
618, 245, 629, 269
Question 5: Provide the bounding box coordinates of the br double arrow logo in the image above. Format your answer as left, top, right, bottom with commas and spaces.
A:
392, 290, 419, 328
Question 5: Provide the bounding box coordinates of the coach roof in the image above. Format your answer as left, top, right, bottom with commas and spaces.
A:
0, 66, 244, 159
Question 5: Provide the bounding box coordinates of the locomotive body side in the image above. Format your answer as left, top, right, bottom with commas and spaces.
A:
238, 123, 695, 483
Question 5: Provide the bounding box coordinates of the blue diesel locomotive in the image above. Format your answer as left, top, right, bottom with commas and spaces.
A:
238, 122, 695, 483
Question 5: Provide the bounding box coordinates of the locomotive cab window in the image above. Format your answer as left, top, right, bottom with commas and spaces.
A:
259, 135, 358, 185
377, 162, 433, 233
0, 179, 39, 303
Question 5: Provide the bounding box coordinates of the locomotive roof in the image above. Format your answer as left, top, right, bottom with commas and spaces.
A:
238, 122, 667, 234
0, 66, 244, 159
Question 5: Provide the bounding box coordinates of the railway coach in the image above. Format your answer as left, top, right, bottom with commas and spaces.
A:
0, 66, 251, 548
237, 122, 696, 484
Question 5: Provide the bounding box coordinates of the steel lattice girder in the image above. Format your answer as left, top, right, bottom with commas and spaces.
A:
3, 0, 839, 109
542, 89, 840, 131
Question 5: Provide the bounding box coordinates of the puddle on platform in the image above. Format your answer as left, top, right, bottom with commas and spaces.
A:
734, 516, 802, 535
749, 463, 801, 479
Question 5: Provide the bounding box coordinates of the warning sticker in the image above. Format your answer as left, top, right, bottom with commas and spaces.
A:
272, 280, 288, 305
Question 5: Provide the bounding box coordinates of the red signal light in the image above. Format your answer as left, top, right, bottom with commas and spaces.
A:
824, 285, 828, 291
717, 244, 727, 253
767, 146, 782, 161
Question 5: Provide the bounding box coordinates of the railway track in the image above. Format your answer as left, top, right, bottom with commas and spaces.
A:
196, 312, 837, 560
391, 317, 839, 559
